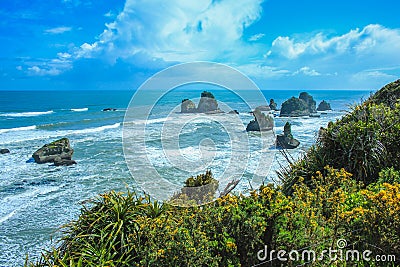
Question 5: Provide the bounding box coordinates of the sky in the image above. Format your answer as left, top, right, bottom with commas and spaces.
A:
1, 0, 400, 90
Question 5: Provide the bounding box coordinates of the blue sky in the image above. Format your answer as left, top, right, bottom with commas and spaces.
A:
1, 0, 399, 90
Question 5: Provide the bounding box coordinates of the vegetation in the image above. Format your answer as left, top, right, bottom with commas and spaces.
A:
26, 80, 400, 266
201, 91, 215, 99
170, 170, 219, 206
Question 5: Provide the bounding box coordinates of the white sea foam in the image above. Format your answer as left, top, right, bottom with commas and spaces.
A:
0, 125, 37, 134
0, 110, 53, 117
68, 123, 121, 135
0, 209, 17, 224
71, 108, 88, 112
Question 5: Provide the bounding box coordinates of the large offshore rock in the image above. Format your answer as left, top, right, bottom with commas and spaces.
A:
280, 97, 309, 117
299, 92, 317, 113
32, 138, 74, 164
197, 91, 219, 113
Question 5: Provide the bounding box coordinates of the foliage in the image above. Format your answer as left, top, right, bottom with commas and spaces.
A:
170, 170, 219, 206
280, 101, 400, 193
201, 91, 215, 99
27, 166, 400, 266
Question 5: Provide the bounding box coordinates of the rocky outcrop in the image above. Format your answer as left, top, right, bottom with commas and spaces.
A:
0, 149, 10, 154
280, 97, 309, 117
317, 100, 332, 111
246, 108, 274, 131
280, 92, 318, 117
276, 122, 300, 149
181, 99, 197, 113
269, 99, 278, 111
228, 110, 239, 114
197, 91, 219, 113
299, 92, 317, 113
181, 91, 222, 113
32, 138, 75, 164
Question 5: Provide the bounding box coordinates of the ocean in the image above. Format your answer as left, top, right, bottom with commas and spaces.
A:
0, 88, 372, 266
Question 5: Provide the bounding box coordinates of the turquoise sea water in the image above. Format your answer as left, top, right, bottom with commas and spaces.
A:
0, 89, 372, 266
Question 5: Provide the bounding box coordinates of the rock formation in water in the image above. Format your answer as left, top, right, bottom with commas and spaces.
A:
181, 91, 222, 113
32, 138, 76, 165
275, 122, 300, 149
0, 148, 10, 154
246, 108, 274, 131
181, 99, 197, 113
280, 92, 318, 116
269, 99, 278, 111
317, 100, 332, 111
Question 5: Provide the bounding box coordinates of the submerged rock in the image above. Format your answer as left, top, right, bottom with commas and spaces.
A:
317, 100, 332, 111
54, 157, 77, 166
0, 148, 10, 154
276, 122, 300, 149
246, 108, 274, 131
32, 138, 74, 164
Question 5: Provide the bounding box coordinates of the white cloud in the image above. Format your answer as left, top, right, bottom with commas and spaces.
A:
25, 53, 72, 76
75, 43, 99, 58
248, 33, 265, 41
268, 24, 400, 60
352, 70, 396, 81
44, 26, 72, 34
104, 10, 115, 18
237, 63, 290, 78
293, 66, 321, 76
75, 0, 264, 64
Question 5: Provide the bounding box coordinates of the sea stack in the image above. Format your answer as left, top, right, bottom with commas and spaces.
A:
276, 122, 300, 149
269, 99, 278, 111
246, 108, 274, 131
181, 99, 197, 113
180, 91, 222, 113
317, 100, 332, 111
280, 92, 317, 117
299, 92, 317, 113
